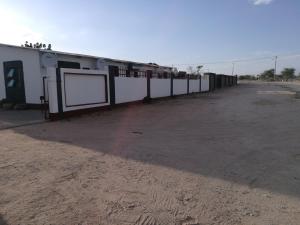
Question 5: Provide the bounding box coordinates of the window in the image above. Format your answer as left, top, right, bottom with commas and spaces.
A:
119, 68, 126, 77
5, 68, 20, 88
57, 61, 80, 69
138, 71, 146, 77
126, 70, 130, 77
7, 79, 15, 88
7, 68, 15, 78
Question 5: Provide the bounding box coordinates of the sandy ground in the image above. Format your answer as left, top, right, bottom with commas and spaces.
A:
1, 82, 300, 225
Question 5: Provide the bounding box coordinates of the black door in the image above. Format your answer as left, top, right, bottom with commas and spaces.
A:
3, 61, 26, 103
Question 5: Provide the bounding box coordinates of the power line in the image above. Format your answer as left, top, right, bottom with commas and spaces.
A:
169, 53, 300, 67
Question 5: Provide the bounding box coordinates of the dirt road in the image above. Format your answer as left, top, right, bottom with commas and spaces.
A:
1, 82, 300, 225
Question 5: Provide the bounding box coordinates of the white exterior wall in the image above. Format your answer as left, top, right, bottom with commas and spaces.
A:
40, 54, 98, 78
60, 68, 109, 112
40, 53, 99, 102
46, 67, 58, 113
201, 76, 210, 92
189, 79, 200, 93
56, 54, 96, 69
115, 77, 147, 104
150, 78, 171, 98
0, 45, 42, 103
173, 79, 187, 95
0, 49, 5, 100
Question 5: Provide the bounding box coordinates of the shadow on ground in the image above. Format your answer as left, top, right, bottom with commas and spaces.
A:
0, 109, 45, 130
12, 83, 300, 199
0, 215, 8, 225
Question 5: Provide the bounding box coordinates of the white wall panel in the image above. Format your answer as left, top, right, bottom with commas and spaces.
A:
173, 79, 187, 95
115, 77, 147, 104
46, 67, 58, 113
150, 78, 171, 98
201, 77, 210, 92
189, 80, 200, 93
64, 74, 106, 106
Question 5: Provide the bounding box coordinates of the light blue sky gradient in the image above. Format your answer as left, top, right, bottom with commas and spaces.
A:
0, 0, 299, 74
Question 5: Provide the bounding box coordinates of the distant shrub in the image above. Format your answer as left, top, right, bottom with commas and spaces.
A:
239, 75, 257, 80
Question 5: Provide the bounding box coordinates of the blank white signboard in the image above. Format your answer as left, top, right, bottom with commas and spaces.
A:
64, 73, 107, 107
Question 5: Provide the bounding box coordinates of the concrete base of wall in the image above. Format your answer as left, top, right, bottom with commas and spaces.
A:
48, 91, 212, 120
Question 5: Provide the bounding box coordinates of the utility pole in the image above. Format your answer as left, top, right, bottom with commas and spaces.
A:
231, 62, 235, 76
274, 56, 278, 81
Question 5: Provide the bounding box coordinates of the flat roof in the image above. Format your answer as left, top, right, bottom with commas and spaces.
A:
0, 42, 172, 69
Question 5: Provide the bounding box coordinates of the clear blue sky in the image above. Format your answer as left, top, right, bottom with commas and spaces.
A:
0, 0, 299, 74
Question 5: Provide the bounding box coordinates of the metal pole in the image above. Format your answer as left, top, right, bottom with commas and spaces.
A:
274, 56, 278, 81
231, 62, 235, 76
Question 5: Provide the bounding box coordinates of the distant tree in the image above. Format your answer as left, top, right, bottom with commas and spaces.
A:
239, 75, 257, 80
187, 66, 194, 74
187, 66, 196, 75
148, 62, 159, 66
260, 69, 275, 80
281, 68, 295, 81
276, 74, 283, 80
21, 41, 52, 50
196, 65, 203, 74
172, 67, 178, 74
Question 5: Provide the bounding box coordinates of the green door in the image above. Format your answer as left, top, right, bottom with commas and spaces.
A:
3, 61, 26, 103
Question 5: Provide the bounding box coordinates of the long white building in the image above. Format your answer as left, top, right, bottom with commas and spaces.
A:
0, 43, 234, 119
